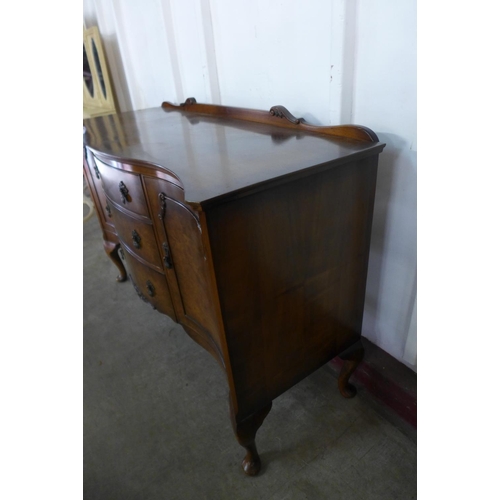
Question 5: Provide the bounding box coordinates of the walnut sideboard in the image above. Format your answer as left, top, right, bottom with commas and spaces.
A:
83, 98, 385, 475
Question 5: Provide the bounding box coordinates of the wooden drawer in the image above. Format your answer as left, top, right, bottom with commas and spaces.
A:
109, 202, 163, 271
121, 245, 177, 320
93, 156, 149, 217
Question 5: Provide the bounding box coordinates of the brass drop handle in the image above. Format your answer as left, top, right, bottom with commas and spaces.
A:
105, 204, 112, 217
131, 230, 141, 249
119, 181, 129, 203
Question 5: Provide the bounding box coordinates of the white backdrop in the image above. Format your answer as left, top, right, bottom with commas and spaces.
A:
83, 0, 417, 370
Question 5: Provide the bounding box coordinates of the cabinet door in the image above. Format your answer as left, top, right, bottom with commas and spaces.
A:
143, 177, 222, 359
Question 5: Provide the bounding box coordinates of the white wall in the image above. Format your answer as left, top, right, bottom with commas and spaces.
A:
352, 0, 417, 369
83, 0, 417, 370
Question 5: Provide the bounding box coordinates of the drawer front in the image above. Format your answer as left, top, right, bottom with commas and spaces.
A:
122, 246, 176, 320
93, 156, 149, 217
109, 202, 163, 270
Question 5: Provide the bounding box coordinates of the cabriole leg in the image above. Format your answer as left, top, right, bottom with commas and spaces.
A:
103, 240, 127, 282
338, 342, 364, 398
230, 401, 272, 476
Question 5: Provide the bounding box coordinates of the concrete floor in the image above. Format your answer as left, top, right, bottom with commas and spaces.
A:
84, 213, 417, 500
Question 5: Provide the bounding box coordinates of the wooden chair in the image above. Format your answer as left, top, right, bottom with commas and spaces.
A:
83, 26, 116, 119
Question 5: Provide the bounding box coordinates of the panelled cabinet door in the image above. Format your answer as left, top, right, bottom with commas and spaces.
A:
143, 177, 223, 360
163, 198, 209, 328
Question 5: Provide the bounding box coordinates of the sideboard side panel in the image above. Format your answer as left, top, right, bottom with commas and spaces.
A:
206, 156, 379, 418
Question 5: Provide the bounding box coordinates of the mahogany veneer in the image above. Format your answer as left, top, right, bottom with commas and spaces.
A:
83, 98, 385, 475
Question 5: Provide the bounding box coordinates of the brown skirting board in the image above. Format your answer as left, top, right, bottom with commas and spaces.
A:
330, 338, 417, 429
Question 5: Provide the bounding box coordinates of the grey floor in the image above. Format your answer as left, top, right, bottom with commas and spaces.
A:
84, 212, 417, 500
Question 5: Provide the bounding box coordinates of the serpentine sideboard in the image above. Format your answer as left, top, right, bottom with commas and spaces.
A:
83, 98, 385, 475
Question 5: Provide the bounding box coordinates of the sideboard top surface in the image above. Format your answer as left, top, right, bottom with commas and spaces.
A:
83, 105, 384, 205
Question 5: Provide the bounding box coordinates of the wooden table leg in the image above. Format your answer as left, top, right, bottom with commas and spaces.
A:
230, 401, 272, 476
103, 240, 127, 282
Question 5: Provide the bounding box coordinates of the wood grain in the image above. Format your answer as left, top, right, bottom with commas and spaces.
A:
83, 99, 385, 475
